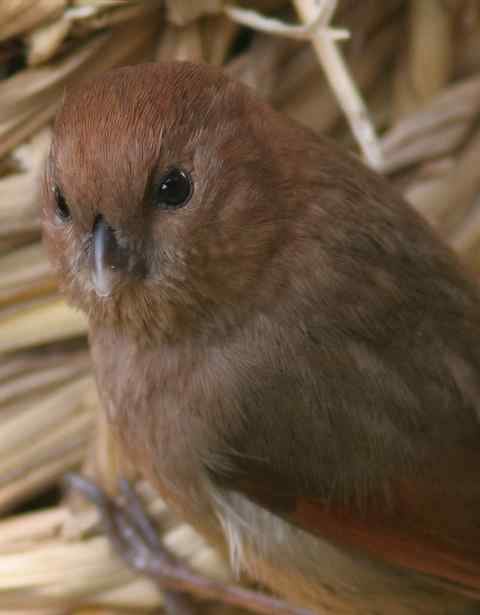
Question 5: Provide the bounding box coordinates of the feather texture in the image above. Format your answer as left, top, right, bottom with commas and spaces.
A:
42, 62, 480, 614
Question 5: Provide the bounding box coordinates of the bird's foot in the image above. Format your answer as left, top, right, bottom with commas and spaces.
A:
64, 473, 318, 615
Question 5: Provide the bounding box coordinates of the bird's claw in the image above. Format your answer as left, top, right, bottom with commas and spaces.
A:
64, 472, 198, 615
64, 472, 318, 615
63, 472, 170, 574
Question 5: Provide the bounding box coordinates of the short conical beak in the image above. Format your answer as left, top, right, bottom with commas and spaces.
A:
91, 216, 128, 297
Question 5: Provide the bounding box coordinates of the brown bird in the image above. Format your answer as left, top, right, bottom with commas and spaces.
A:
42, 62, 480, 615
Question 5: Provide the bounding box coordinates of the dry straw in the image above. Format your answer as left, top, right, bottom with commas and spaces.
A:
0, 0, 479, 613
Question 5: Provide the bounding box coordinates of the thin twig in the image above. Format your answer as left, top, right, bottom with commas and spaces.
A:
226, 1, 383, 169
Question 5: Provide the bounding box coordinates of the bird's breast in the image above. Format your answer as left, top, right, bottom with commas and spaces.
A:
88, 325, 223, 522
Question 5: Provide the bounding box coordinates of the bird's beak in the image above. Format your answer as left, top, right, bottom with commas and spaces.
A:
91, 216, 129, 297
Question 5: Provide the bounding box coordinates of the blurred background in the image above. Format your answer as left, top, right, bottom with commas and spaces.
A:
0, 0, 479, 612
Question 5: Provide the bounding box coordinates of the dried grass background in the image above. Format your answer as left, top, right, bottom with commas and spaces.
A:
0, 0, 479, 613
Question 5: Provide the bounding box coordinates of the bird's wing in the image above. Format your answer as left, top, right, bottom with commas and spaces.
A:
206, 174, 480, 594
209, 326, 480, 596
228, 460, 480, 597
211, 430, 480, 597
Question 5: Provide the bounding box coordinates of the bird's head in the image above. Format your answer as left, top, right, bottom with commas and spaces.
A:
42, 63, 294, 342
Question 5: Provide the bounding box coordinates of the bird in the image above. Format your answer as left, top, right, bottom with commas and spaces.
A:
42, 61, 480, 615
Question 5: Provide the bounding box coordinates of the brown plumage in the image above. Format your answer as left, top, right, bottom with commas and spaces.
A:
42, 62, 480, 614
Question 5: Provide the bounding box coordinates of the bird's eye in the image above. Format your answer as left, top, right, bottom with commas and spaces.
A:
154, 168, 192, 210
53, 185, 71, 222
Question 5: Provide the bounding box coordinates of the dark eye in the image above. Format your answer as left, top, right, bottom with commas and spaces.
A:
154, 168, 192, 210
53, 185, 71, 222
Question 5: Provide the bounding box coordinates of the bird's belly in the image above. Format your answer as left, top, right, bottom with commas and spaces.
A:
213, 490, 477, 615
